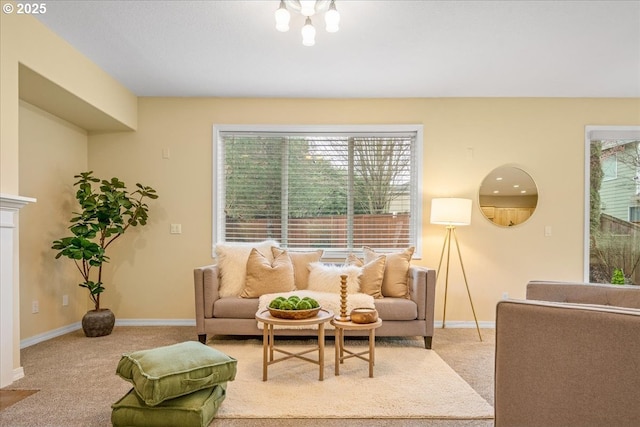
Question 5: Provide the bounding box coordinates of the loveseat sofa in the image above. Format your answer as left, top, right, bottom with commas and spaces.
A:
194, 244, 436, 349
494, 280, 640, 427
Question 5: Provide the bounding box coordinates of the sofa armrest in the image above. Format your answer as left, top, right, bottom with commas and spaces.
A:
527, 280, 640, 309
409, 266, 436, 322
194, 265, 220, 330
495, 299, 640, 427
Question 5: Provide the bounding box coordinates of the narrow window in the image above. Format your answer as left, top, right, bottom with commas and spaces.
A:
585, 126, 640, 285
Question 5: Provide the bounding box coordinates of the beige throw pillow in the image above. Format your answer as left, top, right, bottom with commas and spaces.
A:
271, 247, 323, 290
215, 240, 279, 297
363, 246, 414, 298
241, 248, 295, 298
346, 253, 386, 299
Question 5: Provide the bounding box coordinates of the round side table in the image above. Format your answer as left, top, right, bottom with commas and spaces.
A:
331, 318, 382, 378
255, 308, 334, 381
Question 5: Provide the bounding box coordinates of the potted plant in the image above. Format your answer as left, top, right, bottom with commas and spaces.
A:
52, 171, 158, 337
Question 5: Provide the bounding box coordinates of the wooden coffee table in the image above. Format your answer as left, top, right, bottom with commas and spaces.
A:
255, 308, 334, 381
331, 318, 382, 378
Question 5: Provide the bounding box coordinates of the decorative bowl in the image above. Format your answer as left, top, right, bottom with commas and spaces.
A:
350, 307, 379, 324
268, 307, 321, 320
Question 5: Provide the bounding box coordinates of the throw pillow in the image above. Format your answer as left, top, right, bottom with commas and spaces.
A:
346, 253, 386, 299
111, 385, 226, 427
307, 262, 361, 294
115, 341, 237, 407
272, 247, 324, 289
241, 247, 296, 298
364, 246, 415, 298
214, 240, 279, 297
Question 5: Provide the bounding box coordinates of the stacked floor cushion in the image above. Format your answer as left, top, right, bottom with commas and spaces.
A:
112, 341, 237, 427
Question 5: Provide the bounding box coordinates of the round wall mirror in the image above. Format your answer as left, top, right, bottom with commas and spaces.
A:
478, 166, 538, 227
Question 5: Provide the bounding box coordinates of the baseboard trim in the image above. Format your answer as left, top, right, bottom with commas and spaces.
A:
20, 319, 489, 348
434, 320, 496, 329
20, 320, 196, 348
13, 367, 24, 382
20, 322, 82, 349
115, 319, 196, 327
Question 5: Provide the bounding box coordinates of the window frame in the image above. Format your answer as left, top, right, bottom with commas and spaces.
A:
212, 124, 424, 260
584, 125, 640, 282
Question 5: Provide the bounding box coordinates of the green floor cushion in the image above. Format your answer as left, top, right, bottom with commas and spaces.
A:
116, 341, 237, 406
111, 384, 226, 427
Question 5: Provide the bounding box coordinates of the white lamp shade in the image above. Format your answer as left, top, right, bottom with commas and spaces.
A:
301, 17, 316, 46
324, 3, 340, 32
430, 198, 472, 226
275, 2, 291, 32
300, 0, 317, 16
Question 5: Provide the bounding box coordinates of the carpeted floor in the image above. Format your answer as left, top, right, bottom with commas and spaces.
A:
0, 326, 495, 427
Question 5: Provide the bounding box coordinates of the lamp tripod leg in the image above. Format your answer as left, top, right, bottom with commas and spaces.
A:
451, 228, 482, 342
436, 228, 452, 329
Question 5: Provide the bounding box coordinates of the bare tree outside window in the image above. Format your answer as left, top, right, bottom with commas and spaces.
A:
217, 128, 420, 253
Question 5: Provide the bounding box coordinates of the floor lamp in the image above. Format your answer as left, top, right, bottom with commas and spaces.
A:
430, 198, 482, 341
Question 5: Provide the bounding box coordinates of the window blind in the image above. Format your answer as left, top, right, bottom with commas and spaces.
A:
217, 129, 418, 255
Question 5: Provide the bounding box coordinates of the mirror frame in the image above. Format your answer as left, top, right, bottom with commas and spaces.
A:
478, 165, 538, 227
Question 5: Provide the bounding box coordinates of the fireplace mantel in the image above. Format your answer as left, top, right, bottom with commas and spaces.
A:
1, 193, 36, 387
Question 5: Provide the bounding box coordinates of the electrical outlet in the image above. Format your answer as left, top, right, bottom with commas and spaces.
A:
62, 295, 69, 306
32, 300, 39, 314
170, 224, 182, 234
502, 292, 509, 300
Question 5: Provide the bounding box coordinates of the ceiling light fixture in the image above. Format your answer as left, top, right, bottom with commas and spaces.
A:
275, 0, 340, 46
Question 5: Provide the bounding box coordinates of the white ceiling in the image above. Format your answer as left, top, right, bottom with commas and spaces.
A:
34, 0, 640, 98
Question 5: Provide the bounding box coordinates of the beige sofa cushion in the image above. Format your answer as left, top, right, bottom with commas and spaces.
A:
240, 248, 295, 298
346, 253, 386, 299
215, 240, 279, 297
272, 247, 323, 289
364, 246, 414, 298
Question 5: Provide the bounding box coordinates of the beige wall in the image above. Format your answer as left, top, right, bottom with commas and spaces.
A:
1, 9, 137, 194
4, 7, 640, 347
19, 101, 89, 339
1, 9, 136, 372
83, 97, 640, 326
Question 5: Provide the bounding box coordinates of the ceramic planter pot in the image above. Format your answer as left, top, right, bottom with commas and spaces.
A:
82, 308, 115, 337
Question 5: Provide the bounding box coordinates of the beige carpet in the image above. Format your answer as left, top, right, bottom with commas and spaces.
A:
214, 341, 493, 419
0, 326, 495, 426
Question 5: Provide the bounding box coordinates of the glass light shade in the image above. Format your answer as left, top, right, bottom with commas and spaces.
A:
324, 2, 340, 32
275, 2, 291, 32
301, 17, 316, 46
430, 198, 472, 226
300, 0, 317, 16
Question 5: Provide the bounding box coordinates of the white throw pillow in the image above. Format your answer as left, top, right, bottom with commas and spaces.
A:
307, 262, 362, 294
214, 240, 279, 297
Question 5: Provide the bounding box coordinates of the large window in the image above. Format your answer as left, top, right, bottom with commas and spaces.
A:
213, 125, 423, 258
585, 126, 640, 285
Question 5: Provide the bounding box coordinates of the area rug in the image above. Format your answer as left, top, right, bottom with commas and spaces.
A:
211, 341, 494, 419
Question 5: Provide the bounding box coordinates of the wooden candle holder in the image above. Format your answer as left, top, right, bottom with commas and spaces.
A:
337, 274, 350, 321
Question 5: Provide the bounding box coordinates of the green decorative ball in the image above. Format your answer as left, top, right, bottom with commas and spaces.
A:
279, 301, 295, 310
296, 300, 312, 310
302, 297, 319, 308
268, 299, 282, 309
